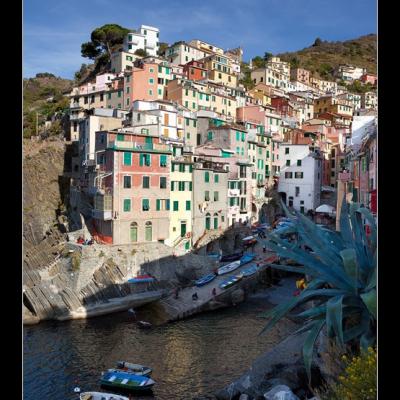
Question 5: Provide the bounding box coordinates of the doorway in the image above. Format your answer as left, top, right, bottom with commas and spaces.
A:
145, 221, 152, 241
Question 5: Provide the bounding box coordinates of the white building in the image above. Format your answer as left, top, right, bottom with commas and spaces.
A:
165, 41, 207, 65
336, 65, 366, 82
123, 25, 160, 56
278, 144, 322, 213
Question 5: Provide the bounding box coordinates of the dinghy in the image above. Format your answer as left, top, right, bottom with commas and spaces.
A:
217, 260, 241, 276
100, 370, 155, 392
219, 274, 243, 289
220, 251, 243, 262
239, 253, 256, 266
241, 264, 258, 277
115, 361, 152, 377
80, 392, 129, 400
127, 274, 155, 284
195, 273, 216, 287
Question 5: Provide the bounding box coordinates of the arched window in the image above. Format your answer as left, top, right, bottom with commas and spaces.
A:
213, 213, 218, 230
145, 221, 152, 241
130, 222, 138, 242
205, 213, 211, 230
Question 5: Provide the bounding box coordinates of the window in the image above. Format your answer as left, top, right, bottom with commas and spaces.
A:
142, 176, 150, 188
100, 93, 104, 101
241, 132, 245, 142
285, 147, 289, 154
160, 177, 167, 189
173, 201, 179, 211
186, 201, 191, 211
192, 102, 196, 109
149, 78, 154, 84
285, 172, 293, 179
118, 90, 122, 98
295, 172, 304, 179
205, 191, 210, 201
297, 160, 302, 166
214, 191, 219, 201
331, 171, 335, 177
214, 174, 219, 183
286, 160, 290, 166
205, 171, 209, 182
140, 154, 151, 166
123, 176, 131, 188
193, 120, 197, 127
178, 181, 185, 191
107, 93, 111, 100
160, 155, 167, 167
123, 152, 132, 166
295, 187, 300, 197
149, 89, 153, 95
236, 131, 240, 141
123, 199, 131, 212
142, 199, 150, 211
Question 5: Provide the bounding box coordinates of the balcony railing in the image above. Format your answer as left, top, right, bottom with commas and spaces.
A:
228, 189, 240, 197
70, 102, 81, 109
70, 114, 83, 121
108, 140, 171, 153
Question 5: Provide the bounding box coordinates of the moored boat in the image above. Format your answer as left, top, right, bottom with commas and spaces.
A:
220, 251, 243, 262
239, 253, 256, 266
217, 260, 241, 276
80, 392, 129, 400
241, 264, 258, 277
195, 273, 216, 287
115, 361, 152, 377
127, 274, 155, 284
100, 370, 155, 392
219, 274, 243, 289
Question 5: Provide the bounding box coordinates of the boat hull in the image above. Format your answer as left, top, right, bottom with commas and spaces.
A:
100, 370, 155, 392
195, 274, 216, 287
217, 261, 241, 276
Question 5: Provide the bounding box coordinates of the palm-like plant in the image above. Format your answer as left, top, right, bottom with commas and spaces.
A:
260, 197, 376, 380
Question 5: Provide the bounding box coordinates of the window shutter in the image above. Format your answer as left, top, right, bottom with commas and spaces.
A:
171, 181, 175, 191
166, 199, 170, 210
189, 182, 193, 191
124, 152, 132, 166
156, 199, 160, 211
139, 154, 143, 166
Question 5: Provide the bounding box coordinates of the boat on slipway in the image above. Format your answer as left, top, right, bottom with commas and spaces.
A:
241, 264, 258, 277
195, 273, 217, 287
219, 274, 243, 289
217, 260, 241, 276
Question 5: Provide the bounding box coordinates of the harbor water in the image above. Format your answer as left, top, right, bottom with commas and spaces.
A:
24, 293, 296, 400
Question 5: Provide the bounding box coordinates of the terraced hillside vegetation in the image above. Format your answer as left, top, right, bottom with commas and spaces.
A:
277, 34, 377, 80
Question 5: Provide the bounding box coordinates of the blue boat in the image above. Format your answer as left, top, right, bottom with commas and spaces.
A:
240, 253, 256, 266
127, 275, 155, 284
241, 264, 258, 277
220, 251, 243, 262
195, 273, 216, 287
219, 274, 243, 289
100, 369, 155, 392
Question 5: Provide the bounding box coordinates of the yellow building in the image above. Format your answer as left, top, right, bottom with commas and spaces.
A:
248, 87, 272, 106
202, 54, 238, 88
314, 95, 353, 117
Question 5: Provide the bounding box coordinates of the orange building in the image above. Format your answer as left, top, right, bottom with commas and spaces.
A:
182, 60, 208, 81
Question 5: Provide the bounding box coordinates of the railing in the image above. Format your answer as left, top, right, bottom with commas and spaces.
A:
228, 189, 240, 197
109, 140, 171, 152
70, 114, 83, 121
70, 102, 81, 108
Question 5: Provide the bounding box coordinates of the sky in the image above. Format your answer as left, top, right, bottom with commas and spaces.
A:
24, 0, 376, 79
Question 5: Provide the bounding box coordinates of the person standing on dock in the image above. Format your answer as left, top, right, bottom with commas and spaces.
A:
212, 287, 217, 298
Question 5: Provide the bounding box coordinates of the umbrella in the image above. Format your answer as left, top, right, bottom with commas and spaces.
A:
315, 204, 336, 214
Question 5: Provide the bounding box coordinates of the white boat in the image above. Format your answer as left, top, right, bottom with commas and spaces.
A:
80, 392, 129, 400
217, 260, 241, 275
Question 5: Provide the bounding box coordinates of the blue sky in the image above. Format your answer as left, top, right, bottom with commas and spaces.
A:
24, 0, 376, 79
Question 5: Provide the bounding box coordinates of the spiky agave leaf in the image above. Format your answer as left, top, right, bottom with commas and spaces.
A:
340, 248, 359, 293
360, 289, 377, 319
326, 295, 345, 346
303, 319, 326, 381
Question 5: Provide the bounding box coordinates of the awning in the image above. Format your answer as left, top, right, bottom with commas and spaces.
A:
315, 204, 336, 214
321, 185, 336, 192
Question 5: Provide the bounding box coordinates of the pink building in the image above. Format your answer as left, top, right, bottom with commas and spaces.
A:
127, 62, 159, 103
360, 74, 377, 86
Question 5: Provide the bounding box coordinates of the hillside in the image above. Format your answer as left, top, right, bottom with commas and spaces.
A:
23, 73, 73, 138
277, 34, 376, 81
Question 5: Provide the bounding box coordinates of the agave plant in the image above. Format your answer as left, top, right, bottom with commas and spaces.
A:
260, 197, 376, 380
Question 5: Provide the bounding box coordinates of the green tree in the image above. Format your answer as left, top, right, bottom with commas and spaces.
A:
81, 24, 129, 61
158, 42, 169, 56
313, 37, 323, 47
263, 52, 273, 63
252, 56, 265, 69
134, 48, 148, 57
290, 56, 300, 69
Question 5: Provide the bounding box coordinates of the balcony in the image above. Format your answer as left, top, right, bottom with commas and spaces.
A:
70, 114, 83, 121
108, 140, 171, 153
257, 180, 265, 187
228, 189, 240, 197
92, 209, 112, 220
70, 102, 81, 109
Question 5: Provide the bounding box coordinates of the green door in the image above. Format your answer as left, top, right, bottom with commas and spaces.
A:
205, 216, 211, 230
130, 224, 137, 242
180, 222, 187, 238
145, 223, 152, 241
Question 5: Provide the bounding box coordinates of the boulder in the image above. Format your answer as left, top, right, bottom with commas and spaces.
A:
215, 332, 308, 399
239, 394, 250, 400
263, 385, 299, 400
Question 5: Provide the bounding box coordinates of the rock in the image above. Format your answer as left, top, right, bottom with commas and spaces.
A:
239, 394, 250, 400
263, 385, 299, 400
216, 332, 307, 398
